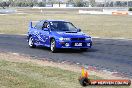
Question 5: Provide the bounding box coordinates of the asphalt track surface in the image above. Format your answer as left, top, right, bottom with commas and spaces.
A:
0, 34, 132, 78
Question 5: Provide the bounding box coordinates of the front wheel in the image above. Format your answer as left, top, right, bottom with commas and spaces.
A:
50, 39, 57, 53
28, 37, 36, 48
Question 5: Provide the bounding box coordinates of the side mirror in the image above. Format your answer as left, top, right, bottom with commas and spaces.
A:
77, 28, 81, 32
43, 28, 49, 31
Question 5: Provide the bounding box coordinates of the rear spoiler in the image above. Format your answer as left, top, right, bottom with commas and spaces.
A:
29, 21, 39, 28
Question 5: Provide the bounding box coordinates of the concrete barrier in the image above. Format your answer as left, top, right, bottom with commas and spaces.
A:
78, 10, 112, 15
79, 10, 131, 16
128, 12, 132, 15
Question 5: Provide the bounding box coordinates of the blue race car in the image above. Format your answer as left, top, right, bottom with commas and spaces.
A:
27, 20, 92, 53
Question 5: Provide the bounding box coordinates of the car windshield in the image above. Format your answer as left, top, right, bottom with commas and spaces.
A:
49, 21, 77, 31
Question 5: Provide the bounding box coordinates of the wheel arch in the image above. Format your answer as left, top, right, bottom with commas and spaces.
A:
50, 37, 55, 42
28, 34, 32, 39
27, 34, 32, 42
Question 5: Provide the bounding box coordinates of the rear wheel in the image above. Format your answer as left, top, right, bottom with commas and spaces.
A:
28, 37, 36, 48
50, 39, 57, 53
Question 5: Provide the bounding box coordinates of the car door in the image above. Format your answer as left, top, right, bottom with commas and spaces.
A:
33, 21, 45, 45
30, 21, 42, 44
39, 21, 50, 46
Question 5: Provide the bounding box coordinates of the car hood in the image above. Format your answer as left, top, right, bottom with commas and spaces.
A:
52, 31, 90, 38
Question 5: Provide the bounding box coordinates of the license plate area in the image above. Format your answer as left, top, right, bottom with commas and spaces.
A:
74, 43, 82, 46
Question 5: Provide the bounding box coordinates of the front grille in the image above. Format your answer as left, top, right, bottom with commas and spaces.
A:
71, 38, 85, 41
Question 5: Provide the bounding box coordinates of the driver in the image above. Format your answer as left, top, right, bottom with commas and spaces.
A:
43, 22, 48, 28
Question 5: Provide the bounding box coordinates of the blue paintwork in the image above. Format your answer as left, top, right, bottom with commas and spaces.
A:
27, 20, 92, 49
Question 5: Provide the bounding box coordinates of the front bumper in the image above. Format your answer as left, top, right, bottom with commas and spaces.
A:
56, 40, 92, 49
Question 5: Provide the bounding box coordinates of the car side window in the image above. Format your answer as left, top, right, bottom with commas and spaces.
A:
42, 22, 49, 29
35, 21, 44, 30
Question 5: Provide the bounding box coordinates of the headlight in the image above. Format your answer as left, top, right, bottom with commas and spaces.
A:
59, 37, 71, 41
85, 37, 92, 41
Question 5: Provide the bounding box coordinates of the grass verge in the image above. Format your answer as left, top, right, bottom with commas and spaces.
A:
0, 13, 132, 39
0, 52, 131, 88
0, 60, 82, 88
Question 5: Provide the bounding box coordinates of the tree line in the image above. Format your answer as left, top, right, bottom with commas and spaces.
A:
0, 0, 95, 8
0, 0, 132, 8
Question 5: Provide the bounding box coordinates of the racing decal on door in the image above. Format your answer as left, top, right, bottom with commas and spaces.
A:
34, 31, 47, 43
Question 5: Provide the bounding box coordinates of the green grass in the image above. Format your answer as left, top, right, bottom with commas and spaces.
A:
0, 59, 81, 88
0, 57, 130, 88
0, 58, 100, 88
0, 12, 132, 38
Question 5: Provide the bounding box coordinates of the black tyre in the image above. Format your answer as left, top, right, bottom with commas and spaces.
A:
28, 37, 36, 48
50, 39, 57, 53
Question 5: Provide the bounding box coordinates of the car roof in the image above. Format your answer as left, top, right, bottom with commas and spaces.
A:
42, 20, 69, 23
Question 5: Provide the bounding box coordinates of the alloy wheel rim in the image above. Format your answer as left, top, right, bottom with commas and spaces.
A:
29, 38, 33, 46
51, 41, 55, 51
